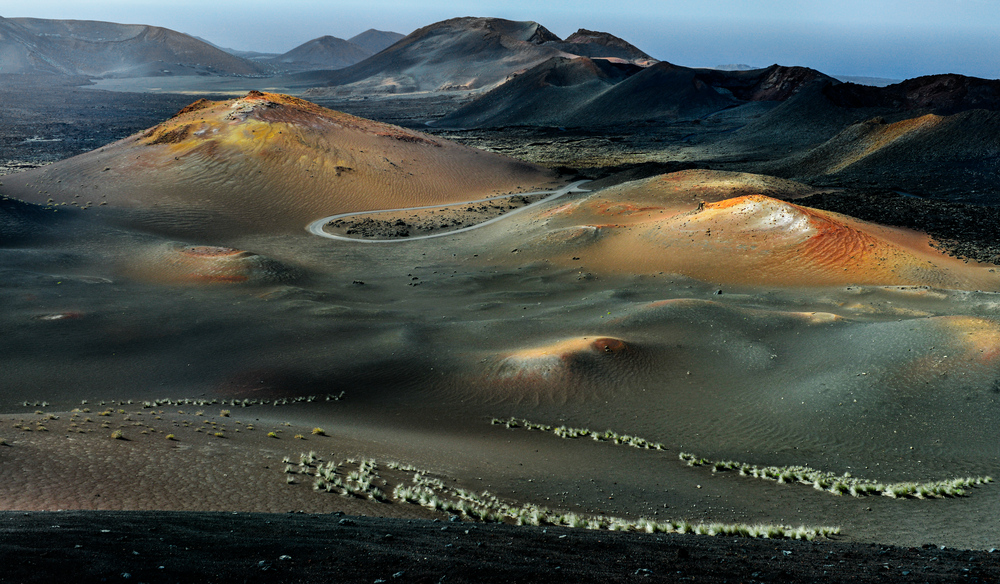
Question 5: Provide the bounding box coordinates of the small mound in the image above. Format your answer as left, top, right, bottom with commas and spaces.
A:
123, 242, 297, 285
476, 336, 644, 403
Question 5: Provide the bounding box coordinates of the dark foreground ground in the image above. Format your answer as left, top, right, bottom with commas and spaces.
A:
3, 511, 998, 583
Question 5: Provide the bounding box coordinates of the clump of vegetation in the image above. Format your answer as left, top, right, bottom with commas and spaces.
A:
679, 453, 993, 499
267, 432, 279, 438
129, 392, 346, 411
110, 430, 125, 440
492, 417, 993, 502
165, 434, 176, 441
491, 417, 666, 450
220, 410, 230, 417
286, 451, 839, 541
311, 427, 326, 436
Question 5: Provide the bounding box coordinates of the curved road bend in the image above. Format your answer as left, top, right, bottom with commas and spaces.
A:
306, 180, 591, 243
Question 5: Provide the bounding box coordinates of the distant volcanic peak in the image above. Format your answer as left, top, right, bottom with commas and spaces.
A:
421, 16, 559, 44
276, 34, 373, 67
689, 64, 832, 103
524, 22, 561, 44
741, 65, 827, 101
348, 29, 405, 54
141, 91, 441, 148
316, 35, 349, 45
563, 29, 651, 58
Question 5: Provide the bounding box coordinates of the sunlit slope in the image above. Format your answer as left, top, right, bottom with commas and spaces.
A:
783, 114, 946, 175
493, 171, 999, 289
761, 110, 1000, 203
1, 91, 557, 235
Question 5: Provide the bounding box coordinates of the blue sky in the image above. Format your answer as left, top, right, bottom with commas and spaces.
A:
6, 0, 999, 79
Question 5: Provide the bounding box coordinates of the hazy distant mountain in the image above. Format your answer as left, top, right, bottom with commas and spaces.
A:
348, 29, 405, 54
302, 17, 655, 96
188, 35, 280, 60
437, 62, 833, 127
0, 16, 268, 77
714, 64, 756, 71
275, 35, 373, 69
832, 75, 901, 87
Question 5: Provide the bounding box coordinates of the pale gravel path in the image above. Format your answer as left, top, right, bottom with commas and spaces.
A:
306, 180, 590, 243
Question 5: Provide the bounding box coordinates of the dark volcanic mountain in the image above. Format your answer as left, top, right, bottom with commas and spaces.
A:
347, 29, 405, 54
0, 16, 267, 77
824, 73, 1000, 114
275, 35, 373, 69
437, 61, 832, 127
301, 17, 566, 95
544, 29, 652, 61
301, 17, 654, 96
430, 57, 639, 127
723, 72, 1000, 159
755, 110, 1000, 204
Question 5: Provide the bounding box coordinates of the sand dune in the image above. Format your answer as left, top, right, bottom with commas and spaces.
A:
0, 92, 558, 236
493, 171, 1000, 289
